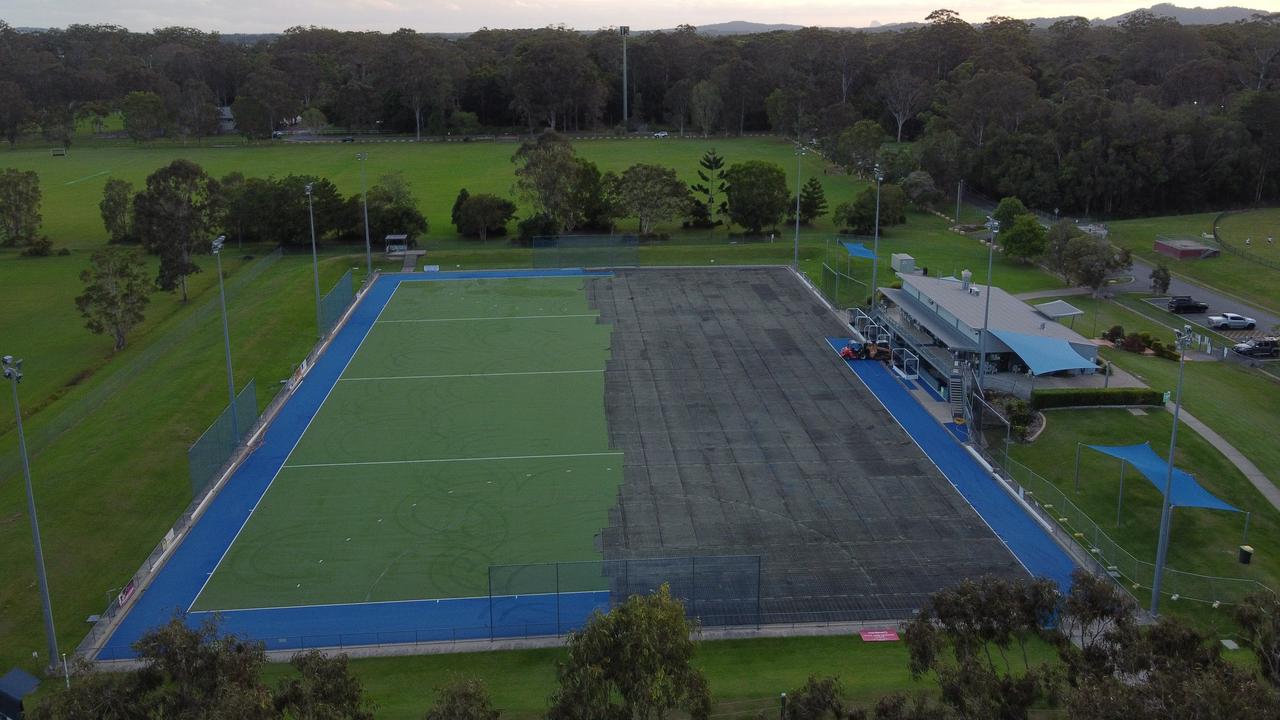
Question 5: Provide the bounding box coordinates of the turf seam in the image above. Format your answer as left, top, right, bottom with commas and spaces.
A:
185, 281, 404, 613
282, 451, 624, 469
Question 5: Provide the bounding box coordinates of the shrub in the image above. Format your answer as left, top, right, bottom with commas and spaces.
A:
1030, 388, 1164, 410
1121, 332, 1147, 353
1103, 325, 1125, 343
1003, 398, 1035, 441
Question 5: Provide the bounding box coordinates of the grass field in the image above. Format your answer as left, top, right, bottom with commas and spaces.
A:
1218, 209, 1280, 263
1008, 408, 1279, 611
1106, 212, 1280, 314
194, 276, 619, 610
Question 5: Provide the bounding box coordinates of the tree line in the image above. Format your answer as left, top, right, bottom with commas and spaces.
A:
2, 11, 1280, 215
30, 573, 1280, 719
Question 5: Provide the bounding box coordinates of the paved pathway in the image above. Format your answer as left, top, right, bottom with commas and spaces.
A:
1015, 287, 1091, 301
1170, 403, 1280, 513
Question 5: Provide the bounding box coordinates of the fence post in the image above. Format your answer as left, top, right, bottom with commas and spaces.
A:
487, 568, 494, 641
691, 556, 697, 620
1116, 463, 1126, 528
1074, 443, 1082, 493
555, 562, 561, 636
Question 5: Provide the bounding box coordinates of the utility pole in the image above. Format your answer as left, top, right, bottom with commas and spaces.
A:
357, 153, 373, 284
793, 145, 805, 270
978, 218, 998, 394
955, 179, 963, 224
620, 26, 630, 131
305, 183, 323, 337
870, 164, 884, 306
3, 355, 59, 671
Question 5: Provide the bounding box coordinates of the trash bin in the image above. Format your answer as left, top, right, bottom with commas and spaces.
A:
1239, 545, 1254, 565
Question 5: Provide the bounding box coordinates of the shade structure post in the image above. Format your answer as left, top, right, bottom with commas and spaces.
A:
1116, 461, 1126, 528
1244, 512, 1252, 544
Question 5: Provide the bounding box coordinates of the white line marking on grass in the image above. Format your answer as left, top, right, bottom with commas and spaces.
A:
341, 369, 603, 382
193, 589, 606, 614
187, 281, 404, 612
378, 313, 597, 323
64, 170, 110, 185
285, 451, 623, 470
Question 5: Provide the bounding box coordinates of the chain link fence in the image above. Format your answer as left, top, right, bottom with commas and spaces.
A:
320, 269, 354, 332
531, 235, 640, 268
187, 380, 258, 495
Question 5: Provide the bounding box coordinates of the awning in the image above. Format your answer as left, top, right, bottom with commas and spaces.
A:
990, 329, 1096, 375
0, 667, 39, 704
1086, 443, 1240, 512
1034, 300, 1084, 320
841, 241, 876, 260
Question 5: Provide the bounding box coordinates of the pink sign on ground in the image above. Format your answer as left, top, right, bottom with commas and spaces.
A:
858, 629, 900, 642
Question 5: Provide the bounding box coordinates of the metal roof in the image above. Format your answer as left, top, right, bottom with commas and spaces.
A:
1034, 299, 1085, 319
881, 287, 979, 351
897, 273, 1089, 344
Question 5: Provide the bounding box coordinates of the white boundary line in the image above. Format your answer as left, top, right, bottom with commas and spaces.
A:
378, 313, 598, 324
187, 281, 405, 612
284, 451, 623, 470
195, 588, 607, 614
341, 369, 602, 382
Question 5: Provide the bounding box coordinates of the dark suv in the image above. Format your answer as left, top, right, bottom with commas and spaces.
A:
1168, 296, 1208, 314
1234, 337, 1280, 358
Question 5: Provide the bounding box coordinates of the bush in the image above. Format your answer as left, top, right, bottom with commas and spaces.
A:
1103, 325, 1125, 343
1003, 398, 1035, 441
21, 237, 53, 256
1121, 332, 1148, 353
1030, 388, 1164, 410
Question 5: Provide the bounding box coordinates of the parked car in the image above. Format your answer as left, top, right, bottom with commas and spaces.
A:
653, 131, 669, 138
1233, 337, 1280, 358
271, 130, 285, 139
1167, 295, 1208, 314
341, 135, 354, 143
1207, 312, 1256, 330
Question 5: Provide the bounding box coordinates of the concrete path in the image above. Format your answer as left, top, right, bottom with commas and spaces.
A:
1170, 403, 1280, 512
1015, 287, 1091, 300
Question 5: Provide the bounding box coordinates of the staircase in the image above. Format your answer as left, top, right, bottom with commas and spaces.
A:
948, 374, 965, 421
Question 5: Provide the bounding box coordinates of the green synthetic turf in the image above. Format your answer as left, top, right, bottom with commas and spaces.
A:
192, 277, 618, 610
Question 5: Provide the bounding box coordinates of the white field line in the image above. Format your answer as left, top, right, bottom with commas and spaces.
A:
187, 282, 404, 612
285, 451, 623, 470
64, 170, 110, 185
377, 313, 597, 323
341, 369, 602, 382
193, 588, 607, 614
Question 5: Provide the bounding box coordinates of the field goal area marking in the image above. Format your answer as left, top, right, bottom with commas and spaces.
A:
284, 451, 623, 470
377, 313, 598, 324
341, 369, 603, 382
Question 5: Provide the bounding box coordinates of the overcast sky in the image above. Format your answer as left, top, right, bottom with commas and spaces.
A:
1, 1, 1234, 34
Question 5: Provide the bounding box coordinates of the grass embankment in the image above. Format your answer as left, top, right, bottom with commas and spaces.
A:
1107, 212, 1280, 315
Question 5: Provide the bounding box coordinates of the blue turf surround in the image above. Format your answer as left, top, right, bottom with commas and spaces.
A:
99, 269, 612, 660
825, 339, 1077, 592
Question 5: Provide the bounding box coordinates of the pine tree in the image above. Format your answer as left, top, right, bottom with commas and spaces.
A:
450, 187, 470, 231
797, 176, 828, 224
687, 149, 727, 228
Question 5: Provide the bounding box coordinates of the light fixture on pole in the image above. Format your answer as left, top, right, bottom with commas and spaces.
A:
620, 26, 630, 131
305, 183, 323, 337
869, 164, 884, 307
356, 153, 373, 285
793, 145, 806, 270
1150, 324, 1194, 617
212, 236, 238, 443
978, 217, 998, 394
3, 355, 59, 671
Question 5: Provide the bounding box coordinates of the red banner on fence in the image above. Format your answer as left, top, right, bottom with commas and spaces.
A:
858, 629, 900, 642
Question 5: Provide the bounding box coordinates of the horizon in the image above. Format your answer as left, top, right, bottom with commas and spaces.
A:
2, 1, 1264, 35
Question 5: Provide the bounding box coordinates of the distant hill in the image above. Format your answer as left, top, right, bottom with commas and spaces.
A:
1101, 3, 1267, 24
693, 21, 804, 35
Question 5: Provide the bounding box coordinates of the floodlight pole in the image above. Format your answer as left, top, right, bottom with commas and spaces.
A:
793, 146, 805, 270
870, 164, 884, 307
305, 184, 323, 337
978, 219, 998, 395
620, 26, 630, 131
357, 153, 373, 284
1150, 324, 1193, 617
212, 236, 238, 443
3, 356, 59, 671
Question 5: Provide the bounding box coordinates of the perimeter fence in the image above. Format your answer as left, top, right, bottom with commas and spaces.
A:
817, 236, 872, 311
1212, 210, 1280, 272
531, 234, 640, 268
320, 269, 354, 331
187, 380, 258, 495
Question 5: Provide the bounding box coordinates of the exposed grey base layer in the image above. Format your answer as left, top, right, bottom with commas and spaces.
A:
589, 267, 1025, 624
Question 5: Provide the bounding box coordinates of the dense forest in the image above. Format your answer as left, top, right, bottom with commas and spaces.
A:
2, 10, 1280, 216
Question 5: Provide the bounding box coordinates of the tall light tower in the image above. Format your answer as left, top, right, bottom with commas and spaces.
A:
869, 164, 885, 306
305, 183, 323, 337
3, 355, 59, 670
356, 153, 373, 284
978, 217, 999, 393
793, 145, 806, 270
1150, 324, 1194, 617
620, 26, 630, 131
212, 236, 238, 442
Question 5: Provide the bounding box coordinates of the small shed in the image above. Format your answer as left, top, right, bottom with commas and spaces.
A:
0, 667, 39, 720
384, 234, 409, 258
1154, 236, 1220, 260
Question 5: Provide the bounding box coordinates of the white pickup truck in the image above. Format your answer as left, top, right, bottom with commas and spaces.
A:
1207, 312, 1256, 330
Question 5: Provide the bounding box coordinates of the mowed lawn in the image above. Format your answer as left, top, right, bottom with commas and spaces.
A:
1008, 408, 1280, 610
1107, 212, 1280, 315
